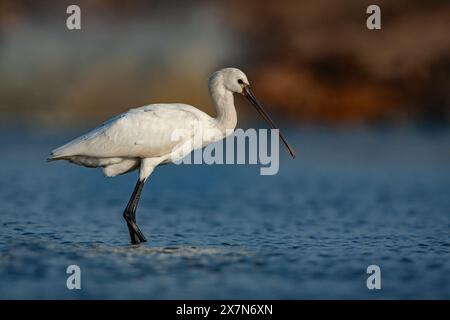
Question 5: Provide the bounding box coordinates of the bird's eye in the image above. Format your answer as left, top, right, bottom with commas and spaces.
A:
237, 79, 244, 84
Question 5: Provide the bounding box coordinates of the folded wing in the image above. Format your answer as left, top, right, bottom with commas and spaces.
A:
49, 104, 207, 160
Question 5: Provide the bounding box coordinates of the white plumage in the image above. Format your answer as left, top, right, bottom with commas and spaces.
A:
50, 103, 223, 179
49, 68, 294, 244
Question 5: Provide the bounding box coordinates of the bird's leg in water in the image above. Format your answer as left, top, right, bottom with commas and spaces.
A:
123, 178, 147, 244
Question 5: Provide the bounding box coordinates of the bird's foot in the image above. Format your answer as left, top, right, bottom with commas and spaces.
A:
134, 226, 147, 242
124, 216, 147, 244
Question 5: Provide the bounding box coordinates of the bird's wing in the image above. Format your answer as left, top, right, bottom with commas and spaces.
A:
50, 104, 209, 159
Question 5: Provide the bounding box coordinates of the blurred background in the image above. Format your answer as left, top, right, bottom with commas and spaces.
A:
1, 1, 450, 299
1, 0, 449, 128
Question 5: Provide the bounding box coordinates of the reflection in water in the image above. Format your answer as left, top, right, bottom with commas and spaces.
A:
88, 244, 240, 259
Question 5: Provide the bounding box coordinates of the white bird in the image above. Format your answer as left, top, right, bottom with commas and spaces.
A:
48, 68, 295, 244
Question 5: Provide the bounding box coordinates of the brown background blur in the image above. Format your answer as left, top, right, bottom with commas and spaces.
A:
1, 0, 449, 128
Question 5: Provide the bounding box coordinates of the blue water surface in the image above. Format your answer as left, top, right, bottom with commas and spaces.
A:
0, 127, 449, 299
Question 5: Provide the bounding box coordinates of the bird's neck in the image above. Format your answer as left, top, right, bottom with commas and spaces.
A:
210, 86, 237, 132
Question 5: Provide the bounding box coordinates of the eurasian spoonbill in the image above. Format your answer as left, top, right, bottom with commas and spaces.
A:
48, 68, 295, 244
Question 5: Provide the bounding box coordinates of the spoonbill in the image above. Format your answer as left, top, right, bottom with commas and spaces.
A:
48, 68, 295, 244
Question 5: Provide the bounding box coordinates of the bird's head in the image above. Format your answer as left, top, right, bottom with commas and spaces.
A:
209, 67, 295, 159
218, 67, 250, 94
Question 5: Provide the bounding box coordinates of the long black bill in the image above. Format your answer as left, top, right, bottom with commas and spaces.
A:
243, 85, 296, 159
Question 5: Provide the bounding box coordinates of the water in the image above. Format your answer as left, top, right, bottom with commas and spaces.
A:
0, 127, 449, 299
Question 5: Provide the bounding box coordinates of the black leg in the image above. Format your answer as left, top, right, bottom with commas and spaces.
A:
123, 178, 147, 244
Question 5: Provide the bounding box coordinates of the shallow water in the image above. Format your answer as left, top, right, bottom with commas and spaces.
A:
0, 127, 449, 299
